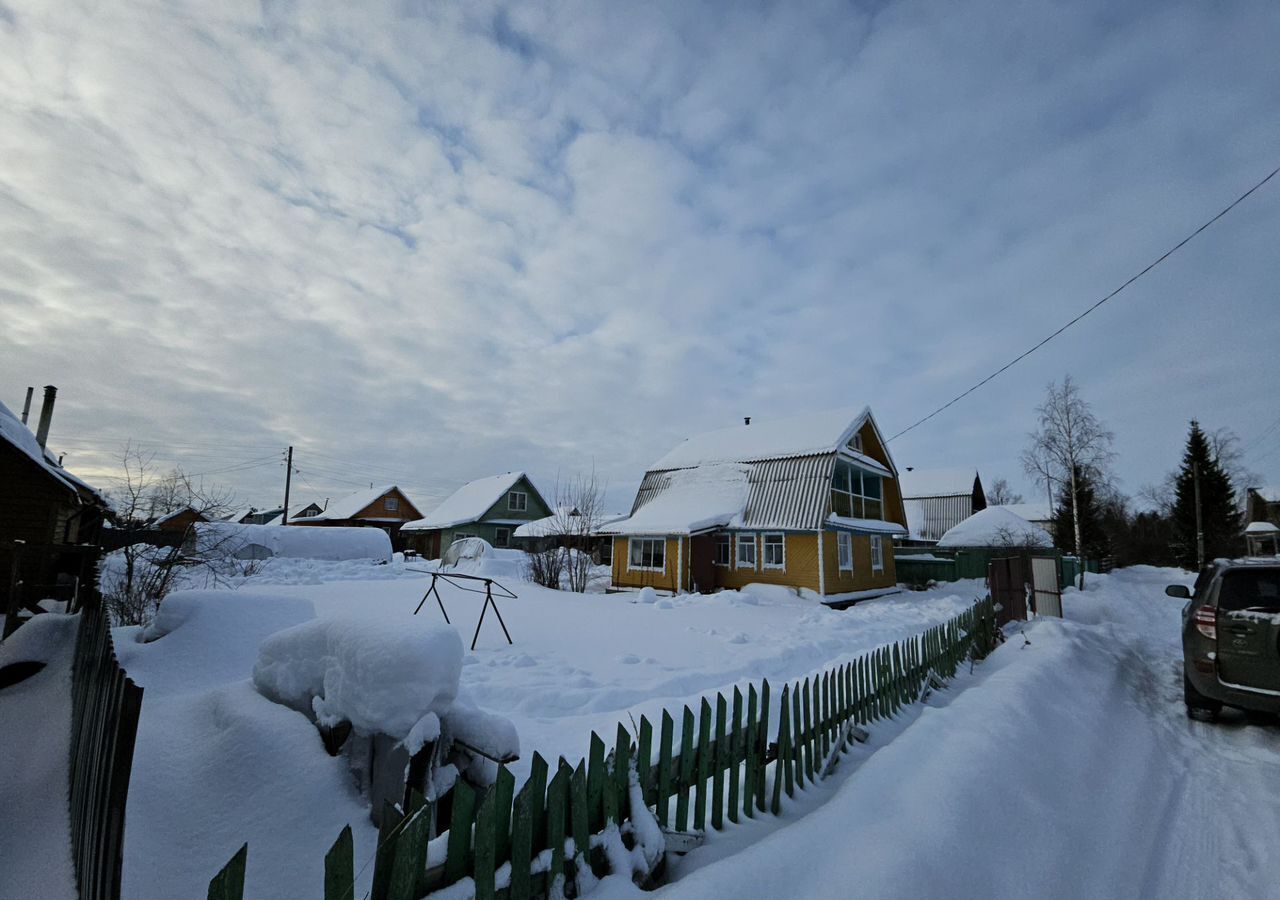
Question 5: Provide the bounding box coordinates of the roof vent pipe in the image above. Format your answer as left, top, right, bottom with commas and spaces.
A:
35, 385, 57, 449
20, 386, 33, 425
744, 416, 751, 425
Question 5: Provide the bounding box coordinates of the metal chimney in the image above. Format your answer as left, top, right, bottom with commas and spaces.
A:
35, 385, 57, 448
20, 386, 33, 425
744, 416, 751, 425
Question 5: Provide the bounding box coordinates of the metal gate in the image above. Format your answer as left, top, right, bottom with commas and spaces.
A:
988, 556, 1027, 625
1030, 556, 1063, 617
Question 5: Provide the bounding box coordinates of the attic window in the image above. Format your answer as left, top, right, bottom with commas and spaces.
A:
831, 461, 883, 520
384, 497, 399, 511
508, 491, 528, 512
848, 433, 863, 453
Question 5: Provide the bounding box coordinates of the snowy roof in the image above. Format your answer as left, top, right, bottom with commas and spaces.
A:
898, 468, 979, 499
903, 499, 927, 541
937, 507, 1052, 549
651, 406, 879, 470
1245, 520, 1280, 534
512, 510, 629, 539
994, 502, 1052, 524
0, 398, 106, 503
1251, 486, 1280, 503
602, 464, 752, 536
297, 485, 414, 522
826, 515, 908, 536
402, 472, 537, 531
151, 506, 202, 527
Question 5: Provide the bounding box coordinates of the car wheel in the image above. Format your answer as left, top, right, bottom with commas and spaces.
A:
1184, 673, 1222, 722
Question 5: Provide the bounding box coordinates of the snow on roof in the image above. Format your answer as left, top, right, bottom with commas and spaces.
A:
151, 507, 200, 526
651, 406, 872, 470
513, 510, 629, 539
1252, 486, 1280, 503
903, 499, 927, 540
602, 464, 752, 536
301, 485, 403, 521
937, 507, 1052, 549
0, 398, 93, 499
994, 502, 1052, 523
1246, 520, 1280, 534
826, 515, 908, 536
402, 472, 532, 531
194, 522, 393, 562
898, 468, 979, 499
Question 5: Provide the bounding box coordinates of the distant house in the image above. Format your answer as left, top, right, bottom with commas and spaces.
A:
1, 388, 111, 631
400, 472, 552, 558
512, 508, 629, 565
1246, 487, 1280, 527
149, 506, 208, 533
289, 502, 324, 520
226, 505, 288, 526
898, 468, 986, 543
602, 407, 908, 599
285, 485, 424, 548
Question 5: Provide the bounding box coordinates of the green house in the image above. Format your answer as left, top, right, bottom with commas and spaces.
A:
400, 471, 551, 559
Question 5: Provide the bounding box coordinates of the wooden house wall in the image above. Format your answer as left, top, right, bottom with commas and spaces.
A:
820, 530, 897, 593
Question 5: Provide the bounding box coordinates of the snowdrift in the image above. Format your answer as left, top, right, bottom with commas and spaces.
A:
937, 506, 1052, 548
194, 522, 393, 563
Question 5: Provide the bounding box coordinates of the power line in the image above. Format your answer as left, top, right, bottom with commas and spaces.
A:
888, 162, 1280, 443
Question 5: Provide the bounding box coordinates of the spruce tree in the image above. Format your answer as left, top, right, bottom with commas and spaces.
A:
1051, 465, 1110, 560
1171, 420, 1241, 569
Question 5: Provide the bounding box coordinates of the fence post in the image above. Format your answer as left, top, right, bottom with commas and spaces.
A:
206, 844, 247, 900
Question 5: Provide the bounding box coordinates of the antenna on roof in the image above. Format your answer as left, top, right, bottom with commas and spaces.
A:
744, 416, 751, 425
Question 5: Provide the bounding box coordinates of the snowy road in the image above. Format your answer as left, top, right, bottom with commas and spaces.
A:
612, 567, 1280, 900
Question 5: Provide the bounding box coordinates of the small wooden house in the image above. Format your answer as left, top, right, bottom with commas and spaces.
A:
898, 468, 986, 544
603, 407, 908, 599
149, 506, 208, 533
285, 485, 423, 549
1246, 487, 1280, 528
401, 472, 551, 559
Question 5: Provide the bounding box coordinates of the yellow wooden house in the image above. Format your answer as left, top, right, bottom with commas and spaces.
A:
603, 407, 908, 600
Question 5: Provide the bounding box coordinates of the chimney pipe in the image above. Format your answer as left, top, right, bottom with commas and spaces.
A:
744, 416, 751, 426
20, 387, 34, 425
35, 385, 57, 449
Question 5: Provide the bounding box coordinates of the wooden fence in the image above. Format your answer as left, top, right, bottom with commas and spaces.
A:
208, 597, 997, 900
69, 601, 146, 900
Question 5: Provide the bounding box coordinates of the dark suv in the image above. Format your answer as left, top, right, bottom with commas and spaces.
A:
1170, 561, 1280, 721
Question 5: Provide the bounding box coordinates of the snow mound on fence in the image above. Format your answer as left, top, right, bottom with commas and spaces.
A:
936, 506, 1052, 549
252, 619, 463, 738
194, 522, 393, 563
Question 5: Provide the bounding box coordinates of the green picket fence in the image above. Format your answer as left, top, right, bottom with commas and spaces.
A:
208, 597, 997, 900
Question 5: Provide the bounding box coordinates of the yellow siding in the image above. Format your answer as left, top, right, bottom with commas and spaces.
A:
610, 536, 684, 593
713, 533, 822, 593
820, 531, 898, 594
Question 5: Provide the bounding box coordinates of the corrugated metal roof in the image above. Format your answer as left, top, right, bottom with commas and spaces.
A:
741, 454, 835, 530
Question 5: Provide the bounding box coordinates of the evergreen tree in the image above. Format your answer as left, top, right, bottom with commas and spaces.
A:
1171, 420, 1241, 569
1051, 465, 1110, 560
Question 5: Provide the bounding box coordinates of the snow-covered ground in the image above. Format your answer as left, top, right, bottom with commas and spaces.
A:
108, 558, 981, 900
584, 566, 1280, 900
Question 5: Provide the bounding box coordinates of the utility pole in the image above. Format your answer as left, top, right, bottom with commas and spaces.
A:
1193, 461, 1205, 570
283, 446, 293, 525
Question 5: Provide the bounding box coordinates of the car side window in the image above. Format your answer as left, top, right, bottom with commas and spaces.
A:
1191, 567, 1215, 602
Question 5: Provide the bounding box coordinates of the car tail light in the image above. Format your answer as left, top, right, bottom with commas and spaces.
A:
1193, 605, 1217, 640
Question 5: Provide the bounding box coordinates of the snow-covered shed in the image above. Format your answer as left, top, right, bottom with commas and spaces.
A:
602, 407, 908, 597
897, 468, 986, 543
400, 472, 551, 558
285, 485, 423, 549
936, 507, 1052, 550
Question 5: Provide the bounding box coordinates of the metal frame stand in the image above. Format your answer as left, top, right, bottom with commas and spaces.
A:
409, 569, 517, 651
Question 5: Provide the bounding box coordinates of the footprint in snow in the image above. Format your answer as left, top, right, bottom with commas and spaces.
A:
727, 633, 749, 644
618, 654, 641, 665
511, 654, 538, 668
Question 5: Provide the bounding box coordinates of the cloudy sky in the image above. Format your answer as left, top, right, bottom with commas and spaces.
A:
2, 0, 1278, 515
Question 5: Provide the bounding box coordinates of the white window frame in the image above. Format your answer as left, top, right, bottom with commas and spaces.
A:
871, 535, 884, 572
848, 433, 863, 453
736, 533, 757, 570
714, 534, 731, 567
837, 532, 853, 571
762, 533, 786, 570
628, 537, 666, 572
454, 532, 477, 542
384, 496, 399, 511
508, 490, 528, 512
831, 461, 884, 521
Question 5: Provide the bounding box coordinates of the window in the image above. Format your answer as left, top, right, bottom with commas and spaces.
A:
714, 534, 731, 566
598, 540, 613, 566
736, 533, 757, 569
837, 532, 853, 571
871, 535, 884, 572
384, 496, 399, 511
629, 537, 665, 571
847, 433, 863, 453
762, 534, 785, 569
508, 491, 528, 511
494, 527, 511, 548
454, 532, 476, 541
830, 461, 884, 520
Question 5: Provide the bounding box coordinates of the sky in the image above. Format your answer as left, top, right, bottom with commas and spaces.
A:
2, 0, 1278, 516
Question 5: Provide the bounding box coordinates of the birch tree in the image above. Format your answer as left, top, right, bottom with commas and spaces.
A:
1021, 376, 1114, 588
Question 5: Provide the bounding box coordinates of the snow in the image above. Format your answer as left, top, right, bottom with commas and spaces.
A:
1252, 486, 1280, 503
604, 464, 751, 535
592, 566, 1280, 900
994, 501, 1053, 523
651, 406, 872, 470
403, 472, 533, 530
1245, 520, 1279, 534
193, 521, 393, 562
825, 514, 908, 535
936, 506, 1052, 548
295, 484, 410, 522
253, 618, 463, 737
513, 511, 629, 539
0, 397, 80, 495
903, 498, 927, 540
897, 467, 979, 498
0, 614, 78, 900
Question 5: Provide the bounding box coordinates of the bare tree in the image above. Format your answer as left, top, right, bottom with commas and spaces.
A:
1206, 426, 1262, 513
101, 445, 241, 625
1021, 376, 1115, 588
524, 470, 608, 593
986, 478, 1023, 506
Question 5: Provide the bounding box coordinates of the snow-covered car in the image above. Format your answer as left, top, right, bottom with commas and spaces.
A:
1170, 561, 1280, 721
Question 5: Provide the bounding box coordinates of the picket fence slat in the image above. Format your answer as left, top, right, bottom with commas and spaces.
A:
206, 843, 247, 900
473, 785, 498, 900
587, 733, 606, 834
444, 781, 477, 886
546, 765, 569, 895
756, 680, 770, 814
637, 718, 654, 810
695, 699, 712, 830
656, 711, 674, 828
712, 694, 727, 830
727, 687, 742, 825
323, 826, 353, 900
494, 766, 515, 867
510, 778, 534, 900
570, 762, 590, 885
528, 752, 549, 853
613, 723, 631, 824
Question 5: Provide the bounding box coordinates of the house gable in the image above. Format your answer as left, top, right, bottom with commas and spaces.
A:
350, 486, 423, 523
476, 474, 551, 525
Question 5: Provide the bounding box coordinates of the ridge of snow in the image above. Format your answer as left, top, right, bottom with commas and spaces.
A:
602, 464, 752, 535
651, 406, 870, 470
936, 507, 1051, 548
403, 472, 532, 530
